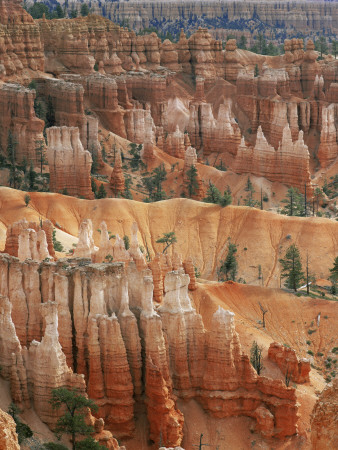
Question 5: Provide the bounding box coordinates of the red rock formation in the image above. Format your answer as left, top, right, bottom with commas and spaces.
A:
0, 408, 20, 450
268, 342, 310, 384
0, 84, 45, 164
0, 294, 21, 379
0, 253, 300, 443
318, 105, 338, 168
199, 307, 298, 438
92, 418, 120, 449
0, 0, 44, 78
47, 126, 94, 199
234, 125, 313, 194
110, 151, 125, 197
140, 278, 184, 447
183, 146, 205, 200
165, 126, 186, 159
4, 218, 54, 259
311, 379, 338, 449
183, 257, 197, 290
187, 101, 241, 157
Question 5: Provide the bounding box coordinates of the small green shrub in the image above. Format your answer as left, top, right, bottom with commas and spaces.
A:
308, 329, 316, 335
307, 350, 314, 356
306, 340, 311, 345
317, 352, 323, 357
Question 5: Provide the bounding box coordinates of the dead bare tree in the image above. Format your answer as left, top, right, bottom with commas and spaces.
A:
259, 302, 268, 328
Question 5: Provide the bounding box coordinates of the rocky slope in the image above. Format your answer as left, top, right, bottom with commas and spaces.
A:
0, 188, 337, 287
42, 1, 338, 42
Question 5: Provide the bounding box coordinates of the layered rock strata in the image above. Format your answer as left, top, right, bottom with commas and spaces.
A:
110, 150, 125, 197
311, 379, 338, 449
47, 126, 94, 199
4, 218, 55, 259
268, 342, 310, 384
0, 0, 44, 78
233, 125, 313, 194
0, 252, 299, 444
0, 84, 45, 164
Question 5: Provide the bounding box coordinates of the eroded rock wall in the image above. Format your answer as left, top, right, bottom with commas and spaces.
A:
0, 252, 299, 444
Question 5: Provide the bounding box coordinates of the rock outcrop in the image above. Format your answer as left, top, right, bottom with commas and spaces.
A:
234, 125, 313, 194
0, 84, 45, 164
4, 218, 55, 259
0, 408, 20, 450
318, 105, 338, 168
110, 150, 125, 196
311, 379, 338, 449
47, 126, 94, 199
0, 0, 44, 78
182, 146, 205, 200
0, 253, 299, 443
268, 342, 310, 384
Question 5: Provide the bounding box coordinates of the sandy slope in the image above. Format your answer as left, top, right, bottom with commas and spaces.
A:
0, 187, 337, 287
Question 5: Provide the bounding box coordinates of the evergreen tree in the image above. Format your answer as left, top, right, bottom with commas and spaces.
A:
123, 174, 133, 199
123, 235, 130, 250
96, 184, 107, 199
250, 341, 263, 375
218, 239, 238, 281
156, 231, 177, 254
129, 143, 144, 170
24, 194, 31, 207
70, 9, 78, 18
34, 98, 46, 121
49, 388, 98, 450
8, 403, 33, 444
332, 40, 338, 59
243, 177, 259, 207
329, 256, 338, 284
55, 4, 64, 18
142, 164, 167, 202
279, 244, 305, 292
28, 160, 36, 190
281, 187, 305, 216
35, 139, 47, 173
91, 178, 97, 196
7, 130, 19, 189
238, 35, 247, 50
45, 96, 55, 128
185, 164, 199, 198
80, 4, 90, 17
203, 182, 232, 207
254, 64, 259, 77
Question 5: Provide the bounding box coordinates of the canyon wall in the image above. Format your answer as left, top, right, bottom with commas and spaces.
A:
0, 252, 299, 445
60, 1, 338, 40
0, 0, 44, 78
46, 126, 94, 199
0, 84, 45, 164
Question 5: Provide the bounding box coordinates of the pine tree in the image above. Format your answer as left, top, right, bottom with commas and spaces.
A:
329, 256, 338, 284
250, 341, 263, 375
55, 4, 64, 18
49, 388, 98, 450
35, 139, 47, 174
203, 182, 232, 207
218, 239, 238, 281
97, 184, 107, 199
142, 164, 167, 202
80, 4, 90, 16
156, 231, 177, 254
185, 164, 199, 198
7, 130, 19, 189
281, 187, 305, 216
204, 182, 222, 204
28, 160, 36, 190
45, 96, 55, 128
279, 244, 305, 292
